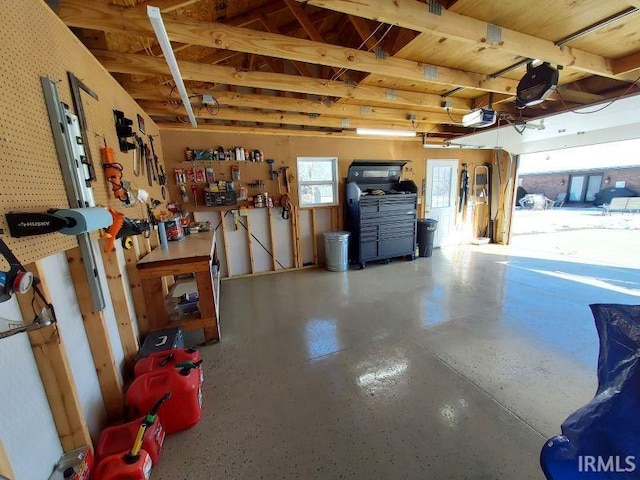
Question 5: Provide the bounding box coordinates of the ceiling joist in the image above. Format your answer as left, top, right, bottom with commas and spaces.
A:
296, 0, 620, 79
127, 84, 458, 123
91, 49, 472, 111
58, 0, 518, 95
142, 102, 434, 131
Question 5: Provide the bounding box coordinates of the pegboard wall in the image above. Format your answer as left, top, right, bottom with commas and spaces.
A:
0, 0, 169, 265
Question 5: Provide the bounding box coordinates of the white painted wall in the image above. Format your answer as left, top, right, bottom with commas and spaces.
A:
39, 252, 107, 441
0, 297, 62, 480
91, 239, 126, 384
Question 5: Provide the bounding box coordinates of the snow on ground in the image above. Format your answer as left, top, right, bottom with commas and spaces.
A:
512, 207, 640, 236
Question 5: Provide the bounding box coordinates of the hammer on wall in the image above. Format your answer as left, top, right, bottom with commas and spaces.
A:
267, 159, 275, 180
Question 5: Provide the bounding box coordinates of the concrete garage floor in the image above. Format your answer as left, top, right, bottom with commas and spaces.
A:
154, 229, 639, 480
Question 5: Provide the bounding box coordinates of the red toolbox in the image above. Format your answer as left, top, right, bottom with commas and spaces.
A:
95, 416, 166, 465
126, 362, 203, 435
134, 348, 201, 381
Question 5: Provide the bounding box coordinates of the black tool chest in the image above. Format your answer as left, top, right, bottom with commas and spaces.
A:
345, 161, 418, 269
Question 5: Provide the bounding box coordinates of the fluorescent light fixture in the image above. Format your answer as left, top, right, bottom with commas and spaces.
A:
356, 128, 416, 137
147, 6, 197, 128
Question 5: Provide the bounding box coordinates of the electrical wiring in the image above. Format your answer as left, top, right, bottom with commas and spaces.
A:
555, 73, 640, 115
168, 84, 220, 116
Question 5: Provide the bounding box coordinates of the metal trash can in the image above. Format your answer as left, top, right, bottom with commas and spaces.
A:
417, 218, 438, 257
323, 231, 350, 272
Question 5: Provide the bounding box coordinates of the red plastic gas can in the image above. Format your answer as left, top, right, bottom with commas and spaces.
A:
93, 450, 152, 480
126, 363, 203, 435
95, 416, 166, 465
134, 348, 201, 379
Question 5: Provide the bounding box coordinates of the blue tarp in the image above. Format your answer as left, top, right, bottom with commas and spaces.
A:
541, 304, 640, 479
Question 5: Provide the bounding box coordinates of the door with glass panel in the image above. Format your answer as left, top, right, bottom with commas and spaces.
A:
424, 160, 458, 248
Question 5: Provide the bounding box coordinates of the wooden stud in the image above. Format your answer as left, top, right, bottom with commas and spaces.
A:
123, 238, 149, 335
140, 276, 167, 330
294, 207, 303, 268
0, 438, 14, 480
267, 207, 278, 271
311, 208, 318, 265
245, 212, 255, 274
290, 207, 299, 268
219, 212, 232, 277
15, 261, 92, 452
99, 239, 139, 372
66, 247, 124, 421
194, 269, 220, 343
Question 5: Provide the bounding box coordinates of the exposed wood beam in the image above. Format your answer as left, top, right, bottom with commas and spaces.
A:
59, 0, 518, 95
348, 15, 378, 50
92, 49, 472, 110
131, 0, 204, 13
282, 0, 342, 76
612, 50, 640, 75
127, 84, 455, 122
283, 0, 326, 42
260, 15, 314, 77
16, 261, 92, 452
297, 0, 617, 79
157, 122, 423, 139
143, 102, 433, 130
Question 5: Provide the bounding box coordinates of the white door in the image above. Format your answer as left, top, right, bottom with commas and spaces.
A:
425, 159, 458, 248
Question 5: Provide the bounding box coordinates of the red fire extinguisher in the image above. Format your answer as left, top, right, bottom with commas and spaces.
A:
94, 392, 170, 480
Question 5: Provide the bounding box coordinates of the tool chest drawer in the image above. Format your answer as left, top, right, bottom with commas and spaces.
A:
360, 195, 417, 215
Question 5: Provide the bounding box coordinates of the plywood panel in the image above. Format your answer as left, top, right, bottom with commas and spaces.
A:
0, 0, 169, 265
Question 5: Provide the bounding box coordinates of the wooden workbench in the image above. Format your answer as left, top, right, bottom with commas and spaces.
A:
137, 231, 221, 343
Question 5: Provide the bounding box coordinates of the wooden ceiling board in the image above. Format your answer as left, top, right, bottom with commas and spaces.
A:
449, 0, 634, 43
564, 17, 640, 58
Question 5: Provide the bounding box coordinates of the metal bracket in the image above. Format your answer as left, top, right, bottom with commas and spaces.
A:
386, 89, 398, 101
360, 106, 372, 116
428, 0, 442, 15
374, 47, 387, 60
341, 118, 350, 127
424, 65, 438, 80
487, 24, 503, 44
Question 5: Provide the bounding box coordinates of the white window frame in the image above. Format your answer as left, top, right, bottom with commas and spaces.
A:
297, 156, 339, 207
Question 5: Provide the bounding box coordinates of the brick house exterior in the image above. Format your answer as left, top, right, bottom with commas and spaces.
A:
519, 165, 640, 204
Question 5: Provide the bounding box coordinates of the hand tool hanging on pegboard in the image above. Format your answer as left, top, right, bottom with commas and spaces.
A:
100, 137, 134, 206
149, 135, 166, 199
135, 134, 145, 179
144, 143, 154, 187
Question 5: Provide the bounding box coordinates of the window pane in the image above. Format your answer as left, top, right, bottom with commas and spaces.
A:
300, 184, 335, 205
430, 166, 452, 208
298, 160, 334, 182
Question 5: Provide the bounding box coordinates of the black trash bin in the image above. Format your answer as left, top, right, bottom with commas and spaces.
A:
417, 218, 438, 257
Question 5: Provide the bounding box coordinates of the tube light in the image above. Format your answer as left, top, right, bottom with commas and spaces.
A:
147, 6, 197, 128
356, 128, 416, 137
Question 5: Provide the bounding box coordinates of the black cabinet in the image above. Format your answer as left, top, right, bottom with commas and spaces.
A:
344, 161, 418, 269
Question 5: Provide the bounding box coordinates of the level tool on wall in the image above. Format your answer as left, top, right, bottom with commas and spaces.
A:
41, 76, 106, 311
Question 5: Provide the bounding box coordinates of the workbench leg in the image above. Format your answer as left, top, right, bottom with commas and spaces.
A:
140, 276, 169, 331
195, 270, 220, 343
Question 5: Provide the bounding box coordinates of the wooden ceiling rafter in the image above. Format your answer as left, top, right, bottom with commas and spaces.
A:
131, 0, 205, 13
296, 0, 628, 80
91, 49, 472, 111
58, 0, 520, 96
125, 83, 461, 123
142, 101, 434, 130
